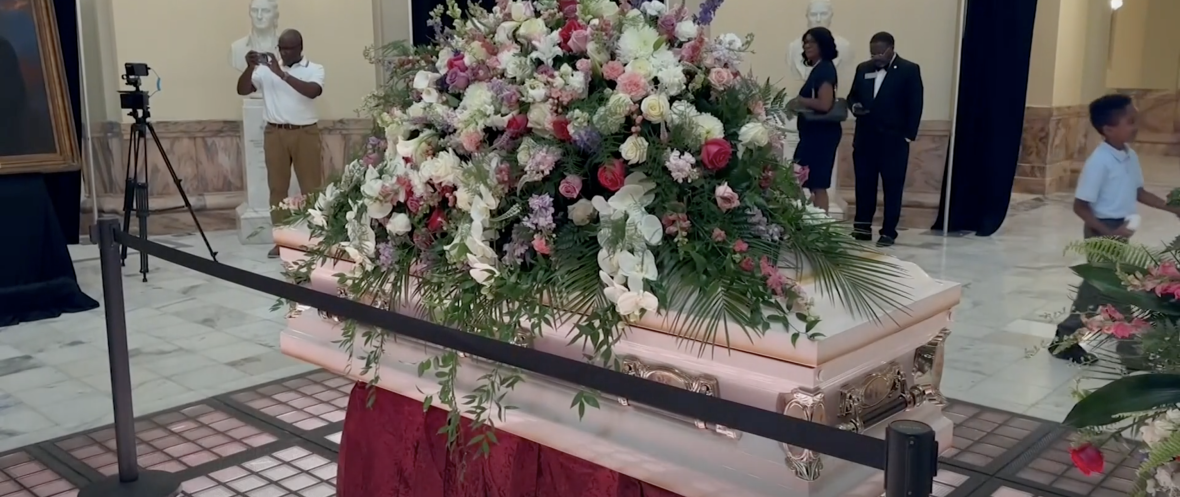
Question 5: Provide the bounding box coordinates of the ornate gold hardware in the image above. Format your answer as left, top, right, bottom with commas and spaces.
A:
286, 303, 310, 319
457, 329, 535, 358
837, 362, 905, 433
778, 389, 826, 481
907, 329, 950, 408
614, 356, 738, 439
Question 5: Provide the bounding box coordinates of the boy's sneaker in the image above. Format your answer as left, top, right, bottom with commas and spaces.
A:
852, 231, 872, 242
1050, 338, 1097, 365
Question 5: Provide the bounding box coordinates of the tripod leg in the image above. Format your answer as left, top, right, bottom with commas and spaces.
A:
146, 123, 218, 261
120, 127, 140, 264
136, 182, 149, 282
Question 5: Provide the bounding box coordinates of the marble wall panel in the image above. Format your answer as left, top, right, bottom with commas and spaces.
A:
91, 118, 373, 213
1014, 105, 1089, 195
1115, 89, 1180, 157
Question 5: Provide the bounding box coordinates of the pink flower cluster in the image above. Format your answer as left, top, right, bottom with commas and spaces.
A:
1083, 305, 1150, 339
1127, 261, 1180, 300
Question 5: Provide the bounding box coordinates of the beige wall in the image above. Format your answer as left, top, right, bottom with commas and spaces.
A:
711, 0, 960, 121
109, 0, 379, 121
1026, 0, 1060, 107
1107, 0, 1180, 90
1027, 0, 1113, 107
1051, 0, 1089, 106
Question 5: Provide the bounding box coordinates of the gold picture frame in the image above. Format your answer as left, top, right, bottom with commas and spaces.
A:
0, 0, 79, 175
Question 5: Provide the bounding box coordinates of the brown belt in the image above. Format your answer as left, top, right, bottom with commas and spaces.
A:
267, 123, 316, 130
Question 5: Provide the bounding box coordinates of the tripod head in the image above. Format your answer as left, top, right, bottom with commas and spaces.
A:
119, 62, 152, 123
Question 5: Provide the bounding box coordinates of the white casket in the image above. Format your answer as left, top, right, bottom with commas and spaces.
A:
274, 227, 959, 497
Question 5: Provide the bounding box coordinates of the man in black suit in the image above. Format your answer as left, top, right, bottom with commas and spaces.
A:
847, 32, 924, 247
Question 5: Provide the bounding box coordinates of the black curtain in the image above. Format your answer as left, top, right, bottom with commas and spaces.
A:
0, 0, 97, 327
932, 0, 1038, 236
410, 0, 498, 46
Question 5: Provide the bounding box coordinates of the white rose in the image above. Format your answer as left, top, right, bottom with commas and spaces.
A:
421, 150, 460, 186
568, 199, 597, 226
508, 1, 533, 21
640, 1, 666, 16
674, 20, 698, 42
640, 94, 670, 123
587, 0, 620, 19
739, 122, 770, 148
694, 114, 725, 141
386, 213, 412, 235
527, 104, 552, 132
516, 18, 549, 43
620, 135, 649, 165
626, 59, 654, 79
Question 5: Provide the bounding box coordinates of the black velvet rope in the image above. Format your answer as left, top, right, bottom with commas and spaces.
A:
115, 230, 888, 469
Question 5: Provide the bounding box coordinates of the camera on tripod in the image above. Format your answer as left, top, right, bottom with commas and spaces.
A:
119, 62, 151, 112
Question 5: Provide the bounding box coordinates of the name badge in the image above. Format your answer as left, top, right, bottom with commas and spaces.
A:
864, 73, 877, 79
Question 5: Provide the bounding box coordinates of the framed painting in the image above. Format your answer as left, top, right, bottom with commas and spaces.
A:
0, 0, 79, 175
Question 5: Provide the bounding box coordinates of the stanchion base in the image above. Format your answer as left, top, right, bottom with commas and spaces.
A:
78, 470, 182, 497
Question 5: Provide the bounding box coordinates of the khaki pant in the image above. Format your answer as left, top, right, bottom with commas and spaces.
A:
265, 124, 323, 224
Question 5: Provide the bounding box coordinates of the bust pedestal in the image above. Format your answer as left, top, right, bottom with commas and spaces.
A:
236, 97, 272, 244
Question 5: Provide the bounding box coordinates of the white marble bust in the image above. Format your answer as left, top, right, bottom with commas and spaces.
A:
786, 0, 853, 80
230, 0, 280, 75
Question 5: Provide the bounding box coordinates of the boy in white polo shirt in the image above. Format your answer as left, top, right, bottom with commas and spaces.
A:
1051, 94, 1180, 364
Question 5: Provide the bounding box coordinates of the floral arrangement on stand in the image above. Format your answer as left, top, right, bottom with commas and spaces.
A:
1057, 227, 1180, 496
278, 0, 905, 454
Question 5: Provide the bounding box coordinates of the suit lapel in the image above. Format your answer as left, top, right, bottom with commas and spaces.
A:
875, 56, 904, 101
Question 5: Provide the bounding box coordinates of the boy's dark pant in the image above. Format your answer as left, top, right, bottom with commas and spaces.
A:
1055, 218, 1128, 339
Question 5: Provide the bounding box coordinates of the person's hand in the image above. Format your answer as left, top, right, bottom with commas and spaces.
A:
245, 51, 260, 67
264, 53, 283, 76
851, 102, 867, 116
1110, 223, 1134, 238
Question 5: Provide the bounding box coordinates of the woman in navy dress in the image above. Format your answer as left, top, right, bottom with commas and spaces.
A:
793, 27, 842, 212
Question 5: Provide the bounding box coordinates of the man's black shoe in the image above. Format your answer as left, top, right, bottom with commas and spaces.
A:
876, 236, 896, 247
1050, 340, 1097, 365
852, 231, 872, 242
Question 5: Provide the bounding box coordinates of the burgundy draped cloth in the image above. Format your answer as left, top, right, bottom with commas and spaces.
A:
337, 382, 685, 497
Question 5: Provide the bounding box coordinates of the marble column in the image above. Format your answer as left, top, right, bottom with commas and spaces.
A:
236, 97, 273, 244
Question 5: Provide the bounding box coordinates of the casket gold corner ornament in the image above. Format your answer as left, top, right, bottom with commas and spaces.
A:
615, 355, 739, 439
778, 389, 826, 481
836, 362, 905, 433
317, 288, 350, 322
906, 329, 950, 409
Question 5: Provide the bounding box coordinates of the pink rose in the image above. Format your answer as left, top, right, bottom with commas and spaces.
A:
708, 68, 735, 89
575, 58, 592, 74
714, 182, 740, 212
568, 30, 591, 54
749, 100, 766, 119
616, 71, 650, 100
602, 61, 626, 81
733, 239, 749, 253
711, 228, 727, 242
460, 130, 483, 153
558, 175, 583, 198
700, 138, 733, 171
532, 236, 551, 256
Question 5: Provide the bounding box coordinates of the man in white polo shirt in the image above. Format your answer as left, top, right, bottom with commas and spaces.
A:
235, 29, 324, 258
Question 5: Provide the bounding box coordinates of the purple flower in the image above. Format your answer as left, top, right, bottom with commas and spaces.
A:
523, 194, 556, 232
377, 242, 396, 269
695, 0, 724, 25
572, 127, 601, 153
446, 70, 470, 91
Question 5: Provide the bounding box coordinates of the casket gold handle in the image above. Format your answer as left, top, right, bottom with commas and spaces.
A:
615, 356, 738, 439
778, 389, 826, 481
906, 329, 950, 409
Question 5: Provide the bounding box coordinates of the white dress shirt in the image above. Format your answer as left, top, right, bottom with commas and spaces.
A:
871, 54, 896, 98
252, 58, 325, 125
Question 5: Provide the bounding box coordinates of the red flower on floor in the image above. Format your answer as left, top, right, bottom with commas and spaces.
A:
1069, 443, 1105, 476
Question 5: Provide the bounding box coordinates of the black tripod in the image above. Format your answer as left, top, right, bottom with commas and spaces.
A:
120, 106, 218, 282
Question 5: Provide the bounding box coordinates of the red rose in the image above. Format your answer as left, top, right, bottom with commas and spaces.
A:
406, 195, 422, 214
446, 53, 467, 73
552, 116, 572, 141
426, 208, 447, 232
597, 159, 626, 192
700, 138, 733, 171
506, 114, 529, 137
1069, 443, 1104, 476
558, 20, 586, 52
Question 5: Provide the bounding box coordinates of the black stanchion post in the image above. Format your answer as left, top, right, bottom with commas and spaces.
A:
80, 218, 180, 497
883, 420, 938, 497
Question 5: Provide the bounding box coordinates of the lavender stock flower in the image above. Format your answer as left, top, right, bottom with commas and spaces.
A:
695, 0, 724, 25
572, 127, 602, 153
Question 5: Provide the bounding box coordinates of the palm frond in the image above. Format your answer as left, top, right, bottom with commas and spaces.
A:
1065, 238, 1162, 267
